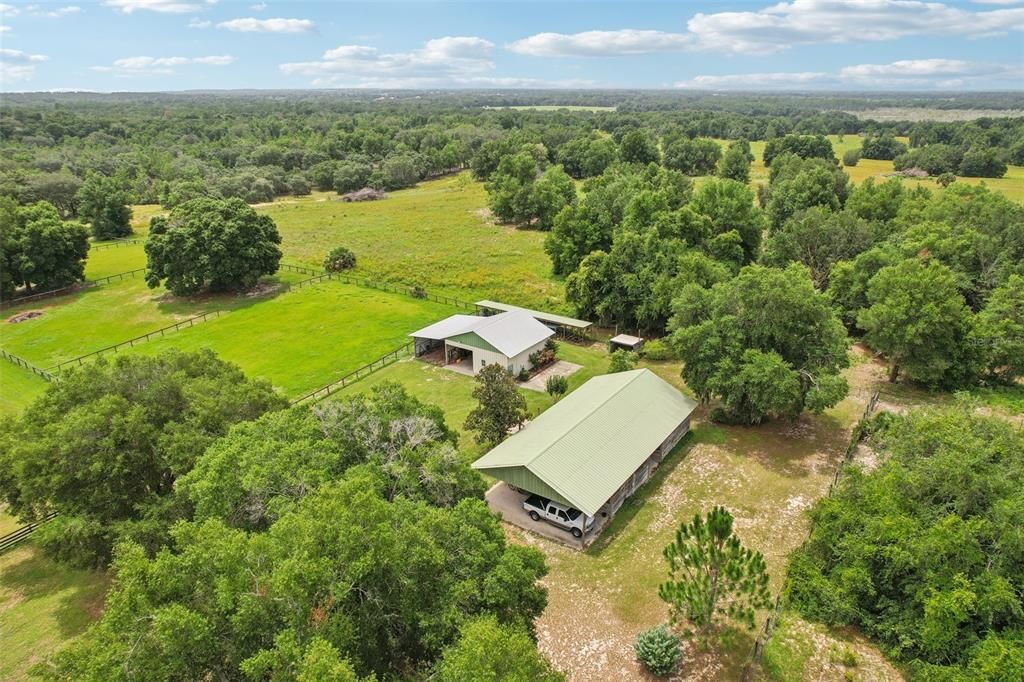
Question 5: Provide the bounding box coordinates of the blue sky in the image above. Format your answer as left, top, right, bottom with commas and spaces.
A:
1, 0, 1022, 91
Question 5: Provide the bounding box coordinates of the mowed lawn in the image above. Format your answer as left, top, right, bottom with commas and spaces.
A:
0, 509, 109, 681
0, 362, 49, 416
1, 272, 306, 371
118, 281, 454, 398
259, 175, 566, 311
333, 341, 613, 459
84, 242, 146, 280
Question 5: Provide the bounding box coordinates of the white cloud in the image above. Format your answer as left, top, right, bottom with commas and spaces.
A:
91, 54, 235, 75
188, 17, 211, 28
250, 1, 267, 10
0, 3, 20, 16
507, 29, 691, 56
676, 59, 1022, 90
42, 6, 81, 17
0, 47, 48, 83
685, 0, 1024, 54
281, 36, 497, 87
104, 0, 203, 14
0, 25, 10, 32
217, 17, 314, 33
510, 1, 1024, 57
675, 72, 832, 89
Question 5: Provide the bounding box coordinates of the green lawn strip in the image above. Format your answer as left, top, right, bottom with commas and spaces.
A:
0, 361, 49, 417
0, 541, 109, 681
1, 272, 308, 370
84, 243, 146, 280
119, 281, 455, 399
258, 175, 567, 311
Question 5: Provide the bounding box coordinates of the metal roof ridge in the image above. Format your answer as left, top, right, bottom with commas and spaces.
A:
519, 368, 649, 469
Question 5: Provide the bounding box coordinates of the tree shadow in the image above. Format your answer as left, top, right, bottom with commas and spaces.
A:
0, 544, 109, 640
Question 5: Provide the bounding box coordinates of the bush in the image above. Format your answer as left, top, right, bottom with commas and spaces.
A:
936, 172, 956, 188
324, 246, 357, 272
842, 149, 861, 167
517, 367, 530, 381
642, 339, 676, 361
545, 374, 568, 400
634, 624, 682, 677
410, 285, 427, 299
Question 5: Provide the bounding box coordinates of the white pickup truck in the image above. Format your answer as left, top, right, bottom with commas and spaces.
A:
523, 494, 595, 538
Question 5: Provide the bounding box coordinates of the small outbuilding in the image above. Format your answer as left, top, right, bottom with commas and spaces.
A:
609, 333, 644, 353
410, 310, 554, 376
473, 368, 697, 540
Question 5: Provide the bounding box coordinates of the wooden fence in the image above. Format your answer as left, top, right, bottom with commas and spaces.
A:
0, 512, 58, 554
0, 268, 147, 310
0, 348, 55, 381
90, 238, 145, 251
292, 342, 413, 405
48, 309, 225, 373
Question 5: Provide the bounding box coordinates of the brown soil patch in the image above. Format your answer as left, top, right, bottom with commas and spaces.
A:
7, 310, 44, 323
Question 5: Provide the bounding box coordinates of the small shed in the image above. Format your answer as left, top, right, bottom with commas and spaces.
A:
475, 300, 592, 339
473, 369, 697, 533
609, 334, 644, 353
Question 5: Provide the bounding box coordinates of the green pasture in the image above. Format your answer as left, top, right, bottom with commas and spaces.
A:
101, 280, 453, 399
333, 341, 613, 457
1, 272, 305, 371
0, 362, 49, 416
0, 538, 109, 680
84, 243, 146, 280
259, 175, 566, 311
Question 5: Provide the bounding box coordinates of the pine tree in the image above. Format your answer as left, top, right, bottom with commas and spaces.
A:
658, 506, 772, 635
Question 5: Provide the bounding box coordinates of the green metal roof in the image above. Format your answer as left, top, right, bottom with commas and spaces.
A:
472, 369, 697, 516
475, 300, 592, 330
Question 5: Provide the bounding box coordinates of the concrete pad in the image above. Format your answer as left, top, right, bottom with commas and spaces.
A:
519, 360, 583, 392
484, 482, 609, 550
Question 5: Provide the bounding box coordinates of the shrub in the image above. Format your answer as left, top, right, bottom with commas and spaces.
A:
324, 246, 357, 272
545, 375, 569, 400
517, 367, 530, 381
634, 624, 682, 677
642, 339, 676, 361
936, 172, 956, 188
410, 285, 427, 299
842, 149, 861, 167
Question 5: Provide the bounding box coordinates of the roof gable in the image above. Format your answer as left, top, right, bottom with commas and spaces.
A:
411, 311, 553, 358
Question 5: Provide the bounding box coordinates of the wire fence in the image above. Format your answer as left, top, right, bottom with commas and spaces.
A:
739, 390, 881, 681
89, 238, 145, 251
0, 268, 148, 310
0, 512, 58, 554
48, 309, 226, 373
292, 342, 413, 405
278, 263, 476, 310
0, 348, 56, 381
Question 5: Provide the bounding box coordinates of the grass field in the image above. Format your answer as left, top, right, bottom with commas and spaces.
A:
334, 341, 613, 458
83, 243, 147, 280
0, 510, 109, 682
3, 276, 454, 400
2, 273, 303, 370
124, 281, 453, 398
0, 362, 49, 416
260, 176, 565, 310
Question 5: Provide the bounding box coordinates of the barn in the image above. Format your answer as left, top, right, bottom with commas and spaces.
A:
473, 368, 697, 537
410, 310, 554, 376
